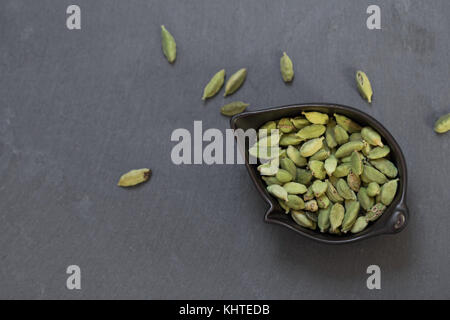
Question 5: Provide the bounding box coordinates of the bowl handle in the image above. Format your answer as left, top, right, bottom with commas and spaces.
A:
381, 203, 409, 235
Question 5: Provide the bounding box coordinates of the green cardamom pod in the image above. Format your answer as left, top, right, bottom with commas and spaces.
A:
278, 199, 290, 214
262, 176, 282, 186
367, 145, 390, 160
296, 124, 326, 140
365, 203, 386, 222
370, 159, 398, 178
349, 132, 362, 142
351, 216, 369, 234
280, 52, 294, 82
336, 178, 357, 200
302, 111, 329, 125
258, 121, 277, 138
361, 165, 388, 184
303, 186, 315, 201
296, 168, 313, 186
280, 158, 297, 179
161, 25, 176, 63
202, 69, 225, 100
267, 184, 288, 201
290, 117, 310, 129
299, 137, 324, 157
220, 101, 249, 116
434, 113, 450, 133
356, 70, 373, 103
334, 125, 349, 145
278, 118, 296, 133
224, 68, 247, 96
309, 160, 327, 180
324, 155, 338, 176
318, 207, 332, 233
291, 210, 316, 230
287, 146, 307, 167
312, 180, 328, 197
275, 169, 293, 183
341, 201, 360, 233
286, 195, 306, 210
367, 182, 381, 197
357, 187, 374, 211
380, 179, 399, 206
351, 151, 364, 176
347, 171, 361, 192
309, 148, 330, 161
118, 169, 151, 187
317, 194, 331, 209
326, 180, 344, 203
334, 114, 362, 133
326, 124, 338, 149
333, 163, 352, 178
335, 141, 365, 158
280, 133, 303, 146
361, 127, 383, 147
305, 200, 318, 212
329, 203, 345, 232
305, 211, 319, 223
283, 182, 308, 195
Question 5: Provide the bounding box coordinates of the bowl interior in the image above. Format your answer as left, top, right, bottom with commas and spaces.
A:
231, 103, 408, 244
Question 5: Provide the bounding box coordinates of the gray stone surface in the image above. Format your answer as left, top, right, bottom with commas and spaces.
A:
0, 0, 449, 299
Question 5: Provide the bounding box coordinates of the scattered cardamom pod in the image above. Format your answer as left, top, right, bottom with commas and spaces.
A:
224, 68, 247, 96
434, 113, 450, 133
118, 169, 151, 187
280, 52, 294, 83
220, 101, 249, 116
356, 70, 373, 103
202, 69, 225, 100
161, 25, 176, 64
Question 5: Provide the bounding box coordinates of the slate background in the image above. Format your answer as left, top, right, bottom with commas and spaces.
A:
0, 0, 449, 299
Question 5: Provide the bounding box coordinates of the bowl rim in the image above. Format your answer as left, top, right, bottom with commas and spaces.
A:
230, 102, 409, 244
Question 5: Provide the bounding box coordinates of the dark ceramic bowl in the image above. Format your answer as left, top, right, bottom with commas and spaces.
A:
230, 103, 408, 244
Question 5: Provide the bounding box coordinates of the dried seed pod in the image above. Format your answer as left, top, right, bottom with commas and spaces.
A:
347, 171, 361, 192
351, 217, 368, 234
286, 195, 306, 210
220, 101, 249, 116
341, 201, 360, 233
302, 111, 329, 125
296, 124, 326, 140
275, 169, 293, 183
334, 114, 362, 133
361, 165, 388, 184
305, 200, 318, 212
370, 158, 398, 178
318, 207, 332, 233
283, 182, 308, 195
366, 182, 381, 197
291, 210, 316, 230
280, 52, 294, 82
224, 68, 247, 96
326, 180, 344, 203
334, 125, 349, 145
357, 187, 374, 211
367, 145, 390, 160
356, 70, 373, 103
267, 185, 288, 201
299, 137, 324, 157
335, 141, 365, 158
434, 113, 450, 133
161, 25, 176, 63
361, 127, 383, 147
202, 69, 225, 100
118, 169, 151, 187
330, 203, 345, 232
312, 180, 328, 197
336, 178, 357, 200
365, 203, 386, 222
309, 160, 327, 180
287, 146, 307, 167
380, 179, 399, 206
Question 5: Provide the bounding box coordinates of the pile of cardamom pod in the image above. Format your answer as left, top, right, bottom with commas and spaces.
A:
251, 112, 399, 235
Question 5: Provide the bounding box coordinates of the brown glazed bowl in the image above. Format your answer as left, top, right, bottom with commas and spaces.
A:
230, 103, 408, 244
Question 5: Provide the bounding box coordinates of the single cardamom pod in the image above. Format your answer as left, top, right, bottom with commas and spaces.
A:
312, 180, 328, 197
361, 165, 388, 184
309, 160, 326, 180
367, 145, 390, 160
202, 69, 225, 100
280, 133, 303, 146
380, 179, 399, 206
335, 141, 365, 158
329, 203, 345, 232
370, 159, 398, 178
302, 112, 329, 125
361, 127, 383, 147
326, 180, 344, 203
118, 169, 151, 187
324, 155, 338, 176
286, 146, 307, 167
365, 203, 386, 222
296, 168, 313, 185
280, 52, 294, 82
334, 125, 349, 145
347, 171, 361, 192
318, 207, 331, 233
356, 70, 373, 103
283, 182, 308, 195
350, 151, 364, 176
305, 200, 318, 212
334, 114, 362, 133
357, 187, 374, 211
224, 68, 247, 96
280, 158, 297, 179
220, 101, 249, 117
336, 178, 357, 200
296, 124, 326, 140
333, 163, 352, 178
367, 182, 381, 197
291, 210, 316, 230
434, 113, 450, 133
351, 216, 369, 234
161, 25, 176, 63
267, 185, 288, 201
278, 118, 296, 133
291, 117, 310, 129
299, 137, 324, 157
341, 201, 360, 233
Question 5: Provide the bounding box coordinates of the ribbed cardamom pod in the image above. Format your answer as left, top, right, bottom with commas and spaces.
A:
280, 52, 294, 82
161, 25, 176, 63
118, 169, 151, 187
356, 70, 373, 103
202, 69, 225, 100
224, 68, 247, 96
